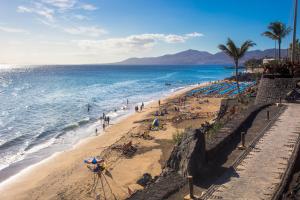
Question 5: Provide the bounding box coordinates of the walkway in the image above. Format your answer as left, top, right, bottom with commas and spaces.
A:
205, 104, 300, 200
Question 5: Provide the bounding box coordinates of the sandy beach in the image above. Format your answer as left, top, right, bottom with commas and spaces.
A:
0, 83, 222, 200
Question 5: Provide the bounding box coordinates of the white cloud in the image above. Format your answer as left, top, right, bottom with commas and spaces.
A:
39, 40, 69, 45
185, 32, 204, 37
36, 18, 58, 28
41, 0, 77, 10
73, 14, 88, 20
17, 4, 55, 22
75, 32, 203, 53
164, 34, 186, 43
0, 26, 29, 34
17, 1, 97, 23
41, 0, 98, 11
63, 26, 107, 37
80, 4, 97, 11
17, 6, 31, 13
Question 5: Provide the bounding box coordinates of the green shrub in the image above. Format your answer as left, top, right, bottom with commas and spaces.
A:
172, 129, 184, 144
208, 122, 223, 135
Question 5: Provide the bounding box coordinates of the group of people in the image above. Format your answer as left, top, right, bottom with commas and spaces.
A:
155, 108, 168, 116
135, 102, 144, 112
95, 113, 111, 135
101, 113, 110, 131
95, 99, 148, 135
95, 99, 131, 135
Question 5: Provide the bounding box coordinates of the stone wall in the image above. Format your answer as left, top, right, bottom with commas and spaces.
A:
255, 77, 300, 104
206, 104, 269, 161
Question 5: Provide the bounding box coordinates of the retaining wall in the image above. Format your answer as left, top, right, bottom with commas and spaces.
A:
205, 104, 270, 161
255, 77, 300, 104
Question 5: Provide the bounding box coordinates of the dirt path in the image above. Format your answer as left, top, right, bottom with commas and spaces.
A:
205, 104, 300, 200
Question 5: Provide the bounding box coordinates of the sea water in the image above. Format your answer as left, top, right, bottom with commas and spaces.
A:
0, 64, 234, 182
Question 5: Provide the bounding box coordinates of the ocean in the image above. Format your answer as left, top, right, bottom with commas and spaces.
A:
0, 64, 234, 183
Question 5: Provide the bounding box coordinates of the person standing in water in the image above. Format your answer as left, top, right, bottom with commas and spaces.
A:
127, 99, 129, 105
95, 128, 98, 135
87, 104, 91, 112
102, 123, 106, 131
107, 116, 110, 125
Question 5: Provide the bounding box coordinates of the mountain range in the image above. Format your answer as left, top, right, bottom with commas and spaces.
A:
116, 49, 288, 65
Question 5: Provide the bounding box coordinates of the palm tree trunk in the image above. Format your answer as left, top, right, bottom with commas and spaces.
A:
278, 40, 281, 60
235, 60, 241, 99
275, 41, 277, 59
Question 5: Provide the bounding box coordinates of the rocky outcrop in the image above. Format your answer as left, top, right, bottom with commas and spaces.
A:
166, 127, 207, 178
127, 172, 186, 200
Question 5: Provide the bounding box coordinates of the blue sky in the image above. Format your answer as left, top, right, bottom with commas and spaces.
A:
0, 0, 298, 64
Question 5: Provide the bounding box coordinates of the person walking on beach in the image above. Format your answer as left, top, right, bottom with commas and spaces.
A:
158, 100, 161, 107
107, 116, 110, 125
142, 102, 144, 109
140, 104, 143, 112
103, 123, 106, 131
95, 128, 98, 135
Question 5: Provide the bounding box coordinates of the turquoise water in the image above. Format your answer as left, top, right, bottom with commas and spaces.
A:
0, 65, 233, 182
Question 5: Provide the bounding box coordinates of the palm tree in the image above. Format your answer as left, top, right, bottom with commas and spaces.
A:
218, 38, 256, 98
289, 39, 300, 61
262, 22, 291, 60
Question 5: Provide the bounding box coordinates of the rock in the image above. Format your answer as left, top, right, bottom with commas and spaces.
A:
137, 173, 152, 186
166, 127, 207, 178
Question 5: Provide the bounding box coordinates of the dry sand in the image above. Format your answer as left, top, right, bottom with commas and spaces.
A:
0, 84, 222, 200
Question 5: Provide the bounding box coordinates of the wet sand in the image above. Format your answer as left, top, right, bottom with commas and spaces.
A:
0, 83, 222, 200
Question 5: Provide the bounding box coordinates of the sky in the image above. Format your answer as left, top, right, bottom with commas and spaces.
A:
0, 0, 298, 65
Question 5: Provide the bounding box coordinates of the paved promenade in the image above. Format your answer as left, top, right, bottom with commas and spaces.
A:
206, 104, 300, 200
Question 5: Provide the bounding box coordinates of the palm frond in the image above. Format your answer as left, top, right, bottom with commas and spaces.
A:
262, 31, 278, 40
218, 44, 233, 58
226, 38, 239, 59
239, 40, 256, 57
218, 38, 255, 61
283, 26, 292, 37
269, 22, 284, 35
264, 21, 291, 40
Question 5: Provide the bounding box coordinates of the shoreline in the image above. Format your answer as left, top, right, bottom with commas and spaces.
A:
0, 81, 215, 199
0, 82, 203, 185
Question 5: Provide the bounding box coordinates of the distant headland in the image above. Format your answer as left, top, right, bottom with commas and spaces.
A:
115, 48, 287, 65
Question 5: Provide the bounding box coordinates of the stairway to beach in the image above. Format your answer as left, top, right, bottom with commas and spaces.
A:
204, 104, 300, 200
